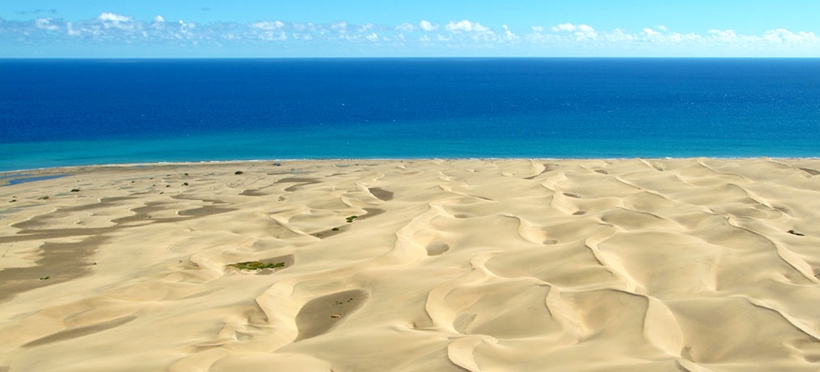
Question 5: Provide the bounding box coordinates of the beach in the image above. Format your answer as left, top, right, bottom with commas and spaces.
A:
1, 158, 820, 371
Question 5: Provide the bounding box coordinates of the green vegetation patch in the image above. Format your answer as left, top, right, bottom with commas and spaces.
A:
345, 215, 358, 223
228, 261, 285, 271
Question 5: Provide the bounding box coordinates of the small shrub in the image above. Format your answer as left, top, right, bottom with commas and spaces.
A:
788, 229, 805, 236
228, 261, 285, 271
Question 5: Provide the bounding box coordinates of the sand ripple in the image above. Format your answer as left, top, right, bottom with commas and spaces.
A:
1, 159, 820, 371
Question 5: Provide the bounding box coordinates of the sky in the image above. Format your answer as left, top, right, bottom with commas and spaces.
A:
2, 0, 820, 57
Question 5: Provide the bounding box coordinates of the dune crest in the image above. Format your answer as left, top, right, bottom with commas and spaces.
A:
2, 158, 820, 371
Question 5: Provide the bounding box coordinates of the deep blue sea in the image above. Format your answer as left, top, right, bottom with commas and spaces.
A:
1, 58, 819, 171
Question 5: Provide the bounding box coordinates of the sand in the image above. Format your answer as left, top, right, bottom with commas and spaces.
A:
1, 158, 820, 371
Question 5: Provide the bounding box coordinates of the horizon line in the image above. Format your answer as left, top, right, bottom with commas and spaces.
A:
3, 56, 820, 60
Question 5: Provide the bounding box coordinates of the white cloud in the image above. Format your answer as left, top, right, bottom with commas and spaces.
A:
66, 22, 80, 36
420, 20, 438, 32
445, 20, 490, 33
97, 12, 135, 31
603, 28, 635, 42
4, 14, 820, 57
551, 23, 595, 33
551, 23, 597, 40
258, 32, 287, 41
501, 25, 518, 41
707, 29, 788, 53
708, 29, 737, 42
577, 24, 595, 33
552, 23, 578, 32
527, 30, 559, 43
177, 19, 195, 30
248, 20, 288, 41
292, 22, 315, 32
35, 18, 59, 31
251, 21, 284, 30
665, 32, 702, 43
643, 28, 660, 36
763, 28, 818, 43
98, 12, 131, 23
396, 22, 416, 32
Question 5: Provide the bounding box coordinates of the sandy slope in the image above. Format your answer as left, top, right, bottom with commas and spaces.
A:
1, 158, 820, 371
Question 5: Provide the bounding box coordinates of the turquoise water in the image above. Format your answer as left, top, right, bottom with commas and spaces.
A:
2, 58, 819, 171
5, 175, 67, 185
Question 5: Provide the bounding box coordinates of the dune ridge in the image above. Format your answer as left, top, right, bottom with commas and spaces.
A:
1, 158, 820, 371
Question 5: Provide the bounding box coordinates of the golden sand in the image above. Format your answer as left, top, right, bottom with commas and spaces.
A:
1, 158, 820, 371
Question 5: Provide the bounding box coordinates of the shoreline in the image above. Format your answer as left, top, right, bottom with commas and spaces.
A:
4, 155, 820, 176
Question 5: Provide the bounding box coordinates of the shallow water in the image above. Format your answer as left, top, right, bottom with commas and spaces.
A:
2, 58, 819, 171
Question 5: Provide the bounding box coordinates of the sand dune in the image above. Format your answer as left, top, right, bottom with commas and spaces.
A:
1, 158, 820, 371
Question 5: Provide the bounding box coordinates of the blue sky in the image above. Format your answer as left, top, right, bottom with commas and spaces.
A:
2, 0, 820, 57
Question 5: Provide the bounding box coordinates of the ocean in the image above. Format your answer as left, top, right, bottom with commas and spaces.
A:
1, 58, 819, 171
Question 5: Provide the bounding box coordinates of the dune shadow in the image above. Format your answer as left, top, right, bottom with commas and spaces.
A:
426, 242, 450, 256
295, 289, 368, 341
23, 316, 137, 348
368, 187, 394, 201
